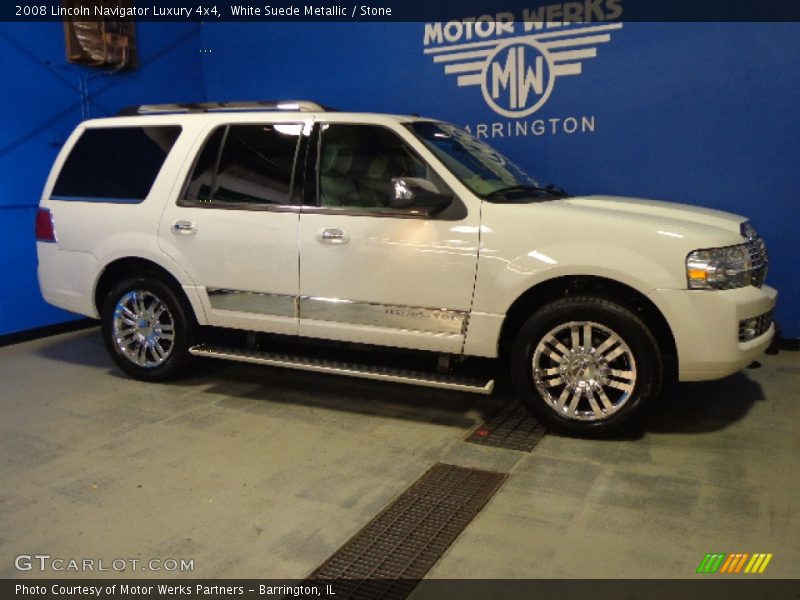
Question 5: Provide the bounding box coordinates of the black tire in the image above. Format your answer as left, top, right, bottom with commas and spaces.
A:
511, 296, 663, 437
100, 276, 197, 382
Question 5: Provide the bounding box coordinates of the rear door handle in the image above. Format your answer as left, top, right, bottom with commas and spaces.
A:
318, 228, 349, 245
172, 220, 197, 235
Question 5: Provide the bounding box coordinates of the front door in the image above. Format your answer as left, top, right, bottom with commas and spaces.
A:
297, 122, 480, 353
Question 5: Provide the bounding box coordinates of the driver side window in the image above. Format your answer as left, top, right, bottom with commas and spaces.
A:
317, 124, 448, 210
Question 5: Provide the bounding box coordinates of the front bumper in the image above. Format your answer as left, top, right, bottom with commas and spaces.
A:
648, 284, 777, 381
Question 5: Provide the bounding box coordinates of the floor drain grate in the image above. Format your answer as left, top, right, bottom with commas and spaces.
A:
303, 463, 506, 599
466, 399, 547, 452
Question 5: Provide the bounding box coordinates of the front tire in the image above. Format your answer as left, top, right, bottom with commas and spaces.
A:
101, 276, 196, 381
511, 296, 663, 437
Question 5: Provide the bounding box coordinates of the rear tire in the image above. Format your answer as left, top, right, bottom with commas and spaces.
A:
101, 276, 196, 381
511, 296, 663, 437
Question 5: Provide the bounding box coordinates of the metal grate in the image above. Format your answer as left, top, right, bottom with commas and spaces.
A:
303, 464, 506, 599
466, 399, 547, 452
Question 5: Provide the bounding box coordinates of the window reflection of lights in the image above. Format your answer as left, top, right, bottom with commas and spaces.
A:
274, 124, 303, 136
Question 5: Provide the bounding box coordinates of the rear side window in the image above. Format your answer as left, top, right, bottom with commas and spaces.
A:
182, 124, 303, 208
184, 127, 225, 202
52, 126, 181, 203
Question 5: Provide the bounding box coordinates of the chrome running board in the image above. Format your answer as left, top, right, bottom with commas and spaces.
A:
189, 344, 495, 395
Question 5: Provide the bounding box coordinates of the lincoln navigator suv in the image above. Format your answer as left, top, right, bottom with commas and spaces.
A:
35, 100, 777, 436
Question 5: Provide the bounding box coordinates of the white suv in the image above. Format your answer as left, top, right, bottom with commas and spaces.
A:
36, 100, 777, 436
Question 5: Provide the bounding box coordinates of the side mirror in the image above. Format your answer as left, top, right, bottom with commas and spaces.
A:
390, 177, 453, 214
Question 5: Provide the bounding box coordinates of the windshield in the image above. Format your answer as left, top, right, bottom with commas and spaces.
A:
407, 121, 562, 200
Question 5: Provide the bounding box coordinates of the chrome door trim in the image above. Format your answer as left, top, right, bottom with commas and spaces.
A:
204, 288, 468, 335
299, 205, 434, 219
206, 288, 296, 318
299, 296, 467, 335
175, 199, 302, 212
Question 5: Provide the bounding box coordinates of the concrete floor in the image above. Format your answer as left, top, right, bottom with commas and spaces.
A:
1, 327, 798, 580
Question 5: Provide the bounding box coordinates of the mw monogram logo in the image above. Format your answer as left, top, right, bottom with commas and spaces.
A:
423, 1, 624, 119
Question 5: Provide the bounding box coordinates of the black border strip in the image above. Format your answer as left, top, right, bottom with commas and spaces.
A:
6, 1, 800, 22
0, 318, 98, 349
1, 579, 798, 599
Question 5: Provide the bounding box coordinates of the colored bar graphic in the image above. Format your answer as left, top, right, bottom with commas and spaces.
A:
759, 554, 773, 573
719, 553, 749, 573
734, 553, 749, 573
697, 553, 726, 573
719, 554, 736, 573
744, 553, 774, 574
701, 552, 774, 574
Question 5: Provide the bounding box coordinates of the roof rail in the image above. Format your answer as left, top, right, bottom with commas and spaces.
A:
117, 100, 331, 116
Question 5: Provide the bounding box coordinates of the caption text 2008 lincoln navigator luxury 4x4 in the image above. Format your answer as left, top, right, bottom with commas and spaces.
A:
36, 101, 777, 436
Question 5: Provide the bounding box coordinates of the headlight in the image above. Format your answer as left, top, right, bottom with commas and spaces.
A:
686, 244, 754, 290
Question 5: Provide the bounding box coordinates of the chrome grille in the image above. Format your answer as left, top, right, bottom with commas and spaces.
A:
747, 237, 768, 287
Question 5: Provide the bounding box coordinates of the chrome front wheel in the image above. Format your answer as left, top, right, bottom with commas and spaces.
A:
532, 321, 637, 422
511, 296, 663, 437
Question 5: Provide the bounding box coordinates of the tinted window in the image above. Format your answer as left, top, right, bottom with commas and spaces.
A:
318, 124, 447, 210
182, 124, 301, 207
408, 121, 545, 199
184, 127, 225, 203
52, 126, 180, 202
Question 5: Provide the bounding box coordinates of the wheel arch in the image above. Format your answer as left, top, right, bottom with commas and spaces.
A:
497, 275, 677, 365
94, 257, 195, 319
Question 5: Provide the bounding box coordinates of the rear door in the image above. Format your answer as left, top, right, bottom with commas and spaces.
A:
159, 120, 310, 334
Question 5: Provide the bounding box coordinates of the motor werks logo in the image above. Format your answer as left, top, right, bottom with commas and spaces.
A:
423, 1, 623, 137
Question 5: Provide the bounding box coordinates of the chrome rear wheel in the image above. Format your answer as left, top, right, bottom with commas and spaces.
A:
102, 276, 196, 382
112, 290, 175, 368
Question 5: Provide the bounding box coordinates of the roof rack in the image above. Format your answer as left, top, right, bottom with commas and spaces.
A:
117, 100, 331, 116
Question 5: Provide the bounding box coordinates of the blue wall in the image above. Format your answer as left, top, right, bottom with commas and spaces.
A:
2, 21, 799, 338
0, 21, 205, 335
201, 21, 800, 338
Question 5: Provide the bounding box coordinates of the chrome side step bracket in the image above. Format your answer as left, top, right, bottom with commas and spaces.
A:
189, 344, 495, 395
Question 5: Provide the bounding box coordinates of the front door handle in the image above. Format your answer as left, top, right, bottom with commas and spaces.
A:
172, 220, 197, 235
318, 228, 349, 245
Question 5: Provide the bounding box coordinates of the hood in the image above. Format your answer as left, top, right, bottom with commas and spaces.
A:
561, 195, 745, 237
478, 194, 753, 292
